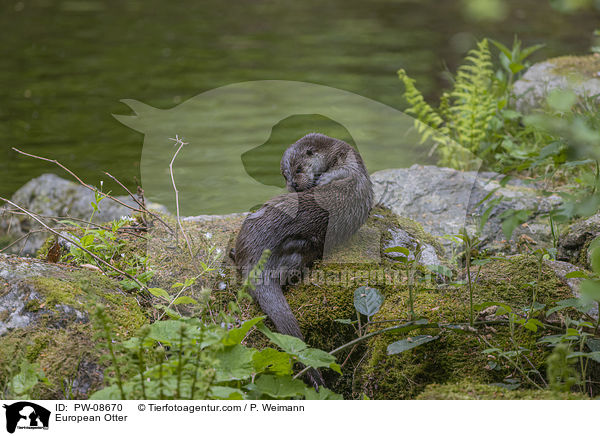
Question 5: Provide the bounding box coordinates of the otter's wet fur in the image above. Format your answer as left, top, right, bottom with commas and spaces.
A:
233, 133, 373, 385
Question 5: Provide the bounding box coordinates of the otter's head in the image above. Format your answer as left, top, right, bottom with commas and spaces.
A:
280, 133, 339, 192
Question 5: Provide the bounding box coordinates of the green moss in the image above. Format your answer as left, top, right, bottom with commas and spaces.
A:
416, 381, 589, 400
358, 254, 573, 400
36, 235, 56, 260
551, 55, 600, 80
0, 267, 148, 398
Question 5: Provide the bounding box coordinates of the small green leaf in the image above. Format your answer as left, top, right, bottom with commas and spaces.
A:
148, 287, 170, 300
564, 270, 588, 279
353, 286, 384, 317
172, 296, 198, 305
223, 316, 265, 346
334, 319, 354, 325
387, 335, 439, 355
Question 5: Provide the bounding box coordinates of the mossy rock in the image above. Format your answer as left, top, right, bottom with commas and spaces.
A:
558, 212, 600, 268
357, 254, 573, 400
0, 255, 148, 399
513, 55, 600, 113
415, 381, 589, 400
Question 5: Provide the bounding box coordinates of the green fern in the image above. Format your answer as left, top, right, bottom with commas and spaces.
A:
398, 39, 498, 169
446, 39, 496, 153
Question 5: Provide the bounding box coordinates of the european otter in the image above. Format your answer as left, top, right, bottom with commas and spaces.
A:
233, 133, 373, 385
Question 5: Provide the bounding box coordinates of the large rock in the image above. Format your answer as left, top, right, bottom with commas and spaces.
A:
513, 55, 600, 113
0, 254, 147, 399
0, 174, 166, 256
557, 212, 600, 268
371, 165, 561, 254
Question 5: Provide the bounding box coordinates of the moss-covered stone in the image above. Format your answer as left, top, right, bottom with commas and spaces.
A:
551, 55, 600, 81
416, 381, 589, 400
0, 262, 148, 399
357, 254, 573, 400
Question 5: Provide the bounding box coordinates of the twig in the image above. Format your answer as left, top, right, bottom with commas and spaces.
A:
4, 209, 148, 240
0, 197, 147, 291
0, 229, 50, 253
293, 321, 437, 380
168, 136, 196, 269
11, 147, 174, 234
104, 171, 146, 211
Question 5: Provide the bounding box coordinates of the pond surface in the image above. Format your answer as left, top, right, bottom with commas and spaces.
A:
1, 0, 598, 211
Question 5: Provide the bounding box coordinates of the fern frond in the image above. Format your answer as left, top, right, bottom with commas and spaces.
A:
398, 69, 449, 143
446, 39, 497, 153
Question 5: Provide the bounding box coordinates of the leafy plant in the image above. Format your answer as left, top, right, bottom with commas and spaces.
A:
90, 306, 342, 400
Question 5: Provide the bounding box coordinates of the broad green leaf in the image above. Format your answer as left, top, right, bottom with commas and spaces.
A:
214, 345, 256, 382
521, 318, 543, 332
547, 89, 577, 112
590, 244, 600, 274
252, 348, 292, 375
89, 385, 123, 400
387, 335, 439, 355
11, 361, 44, 395
581, 279, 600, 302
258, 324, 307, 354
223, 316, 266, 346
172, 296, 198, 305
210, 386, 244, 400
80, 234, 95, 246
304, 386, 343, 400
145, 320, 188, 344
354, 286, 384, 317
148, 287, 170, 300
587, 338, 600, 352
253, 375, 306, 399
384, 246, 410, 256
297, 348, 341, 373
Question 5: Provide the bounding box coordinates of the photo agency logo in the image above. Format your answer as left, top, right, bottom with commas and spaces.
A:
114, 80, 481, 287
3, 402, 50, 433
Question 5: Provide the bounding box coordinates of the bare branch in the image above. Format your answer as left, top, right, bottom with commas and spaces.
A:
11, 147, 174, 234
0, 196, 147, 291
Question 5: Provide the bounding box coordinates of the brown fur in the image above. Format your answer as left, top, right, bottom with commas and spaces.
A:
233, 133, 373, 386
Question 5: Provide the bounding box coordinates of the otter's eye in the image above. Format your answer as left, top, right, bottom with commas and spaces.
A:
296, 167, 302, 174
306, 150, 313, 156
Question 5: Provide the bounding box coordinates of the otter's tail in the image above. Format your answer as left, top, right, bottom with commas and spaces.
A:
253, 277, 303, 339
253, 277, 326, 388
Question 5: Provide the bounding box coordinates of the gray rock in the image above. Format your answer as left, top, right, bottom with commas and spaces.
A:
372, 165, 561, 254
383, 227, 440, 267
558, 212, 600, 268
0, 255, 89, 335
513, 56, 600, 113
0, 173, 165, 256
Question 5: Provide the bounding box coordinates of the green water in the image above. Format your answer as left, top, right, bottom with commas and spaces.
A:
1, 0, 598, 208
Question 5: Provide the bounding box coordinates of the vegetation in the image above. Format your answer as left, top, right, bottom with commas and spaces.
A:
3, 27, 600, 401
